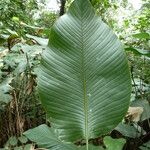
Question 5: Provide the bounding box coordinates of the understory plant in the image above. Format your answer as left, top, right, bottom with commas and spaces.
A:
24, 0, 131, 149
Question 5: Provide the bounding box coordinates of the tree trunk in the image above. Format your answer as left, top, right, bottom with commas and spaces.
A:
59, 0, 66, 16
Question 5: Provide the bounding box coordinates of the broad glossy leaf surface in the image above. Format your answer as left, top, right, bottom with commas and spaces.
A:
38, 0, 131, 143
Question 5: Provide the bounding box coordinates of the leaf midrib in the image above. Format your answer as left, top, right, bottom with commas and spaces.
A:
80, 3, 89, 149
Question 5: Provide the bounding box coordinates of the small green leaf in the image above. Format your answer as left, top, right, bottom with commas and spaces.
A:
0, 78, 13, 104
6, 29, 18, 36
125, 47, 150, 57
18, 136, 28, 144
125, 47, 142, 55
136, 49, 150, 57
0, 78, 13, 93
26, 34, 48, 46
104, 136, 126, 150
0, 34, 9, 39
24, 144, 33, 150
0, 91, 12, 104
20, 22, 43, 30
8, 136, 18, 146
12, 17, 20, 22
14, 146, 23, 150
132, 33, 150, 39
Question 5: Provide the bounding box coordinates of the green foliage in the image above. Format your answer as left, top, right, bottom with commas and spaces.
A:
24, 124, 78, 150
18, 136, 28, 144
0, 0, 57, 38
7, 136, 18, 146
115, 123, 142, 138
140, 141, 150, 150
0, 78, 13, 108
135, 1, 150, 32
0, 0, 38, 26
2, 135, 32, 150
0, 26, 46, 148
24, 125, 127, 150
26, 34, 48, 46
35, 11, 59, 29
103, 136, 126, 150
125, 47, 150, 57
132, 33, 150, 40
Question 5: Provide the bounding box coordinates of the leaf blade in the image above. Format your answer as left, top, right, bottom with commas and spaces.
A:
24, 124, 77, 150
38, 0, 131, 143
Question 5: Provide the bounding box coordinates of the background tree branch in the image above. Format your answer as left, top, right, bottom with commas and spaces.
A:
59, 0, 66, 16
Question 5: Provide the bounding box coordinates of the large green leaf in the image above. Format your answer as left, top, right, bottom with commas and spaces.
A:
115, 123, 141, 138
38, 0, 131, 147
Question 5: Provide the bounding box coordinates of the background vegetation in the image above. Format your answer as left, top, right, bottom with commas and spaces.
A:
0, 0, 149, 149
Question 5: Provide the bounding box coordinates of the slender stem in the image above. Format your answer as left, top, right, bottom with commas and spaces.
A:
86, 138, 89, 150
131, 66, 138, 97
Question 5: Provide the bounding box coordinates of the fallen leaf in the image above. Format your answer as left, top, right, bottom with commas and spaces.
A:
126, 107, 143, 122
